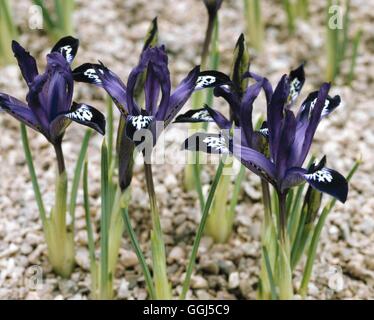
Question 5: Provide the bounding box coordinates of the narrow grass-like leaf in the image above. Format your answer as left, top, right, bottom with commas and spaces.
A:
348, 29, 362, 85
0, 0, 18, 65
299, 159, 360, 296
262, 246, 277, 300
69, 129, 92, 228
83, 159, 98, 297
100, 140, 110, 299
122, 207, 156, 299
20, 124, 47, 226
229, 163, 246, 217
180, 159, 225, 300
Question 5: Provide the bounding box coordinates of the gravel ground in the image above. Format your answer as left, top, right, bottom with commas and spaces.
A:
0, 0, 373, 300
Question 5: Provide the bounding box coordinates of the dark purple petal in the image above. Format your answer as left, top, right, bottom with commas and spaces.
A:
0, 93, 41, 132
231, 142, 276, 185
298, 83, 330, 165
267, 75, 289, 161
213, 85, 241, 123
276, 109, 297, 179
64, 102, 106, 135
26, 73, 50, 131
51, 36, 79, 64
239, 80, 263, 144
243, 71, 273, 105
11, 41, 38, 85
297, 90, 341, 122
204, 105, 232, 129
127, 48, 167, 115
145, 47, 171, 119
117, 117, 135, 190
162, 66, 200, 125
46, 67, 73, 120
195, 70, 231, 90
93, 63, 128, 114
183, 132, 230, 154
144, 64, 161, 116
72, 63, 104, 86
283, 157, 348, 203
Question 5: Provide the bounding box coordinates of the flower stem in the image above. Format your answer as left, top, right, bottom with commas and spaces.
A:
144, 162, 171, 299
180, 159, 225, 300
277, 190, 293, 299
53, 141, 66, 175
258, 180, 277, 300
201, 16, 215, 69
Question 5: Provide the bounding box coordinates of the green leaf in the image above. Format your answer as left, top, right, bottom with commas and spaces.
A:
69, 129, 92, 228
83, 159, 98, 297
20, 124, 47, 226
181, 159, 225, 299
299, 159, 360, 296
100, 140, 110, 298
262, 246, 277, 300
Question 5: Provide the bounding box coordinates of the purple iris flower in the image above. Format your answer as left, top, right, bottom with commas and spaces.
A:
72, 45, 199, 188
183, 72, 348, 203
0, 36, 106, 148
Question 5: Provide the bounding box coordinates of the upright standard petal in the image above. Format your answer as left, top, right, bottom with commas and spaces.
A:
298, 83, 330, 165
243, 71, 273, 105
239, 80, 263, 144
163, 66, 200, 125
267, 75, 289, 161
12, 41, 38, 85
26, 73, 50, 132
46, 64, 74, 120
275, 109, 297, 180
144, 47, 171, 120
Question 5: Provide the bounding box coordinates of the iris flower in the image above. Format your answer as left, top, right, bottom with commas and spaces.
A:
72, 45, 199, 188
0, 36, 105, 172
183, 73, 348, 203
176, 60, 306, 151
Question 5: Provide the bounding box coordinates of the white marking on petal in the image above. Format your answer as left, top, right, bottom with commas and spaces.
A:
305, 168, 333, 183
260, 128, 269, 136
83, 68, 102, 84
60, 45, 73, 63
130, 115, 153, 130
302, 97, 331, 118
66, 105, 93, 122
192, 110, 212, 121
195, 75, 216, 90
203, 136, 229, 153
289, 78, 301, 102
